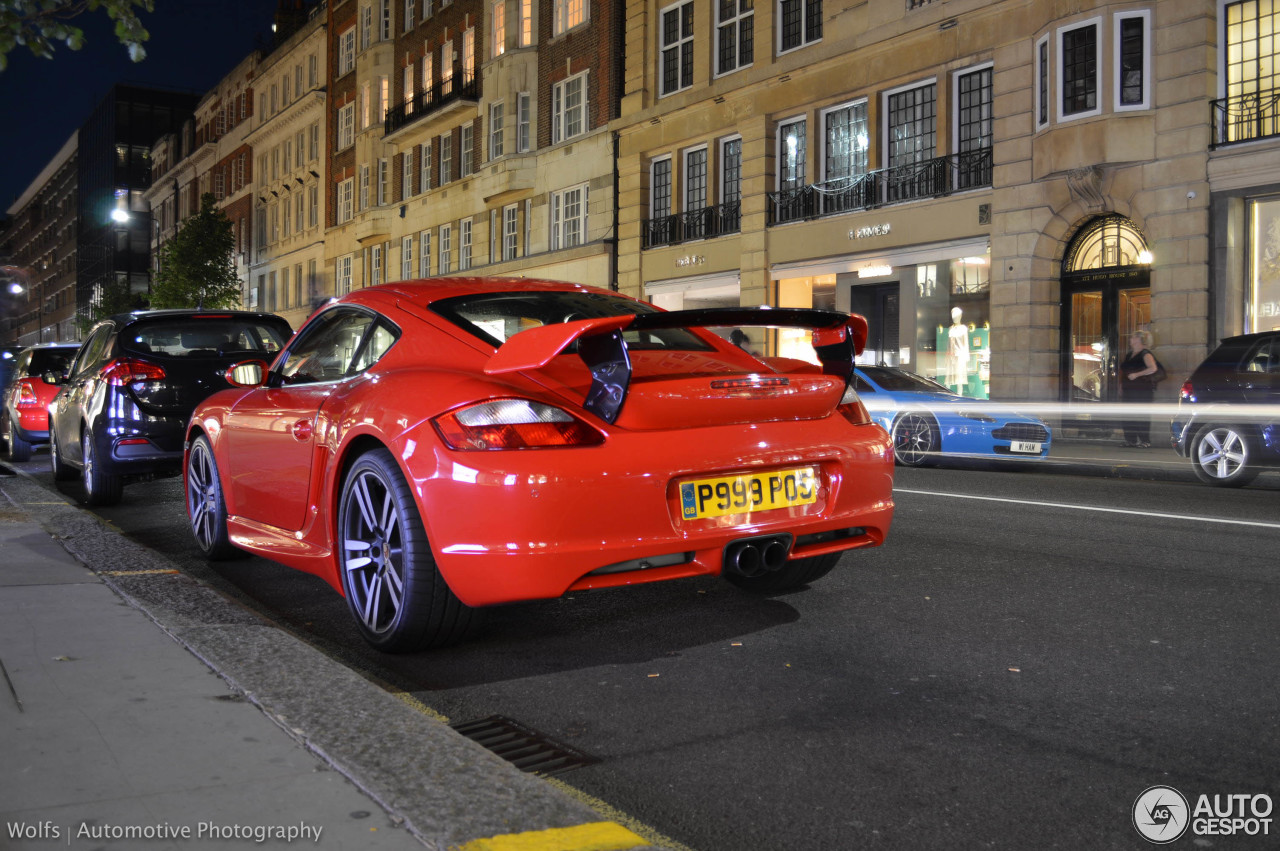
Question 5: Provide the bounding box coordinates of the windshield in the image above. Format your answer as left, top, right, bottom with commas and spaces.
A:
860, 366, 951, 393
433, 290, 714, 352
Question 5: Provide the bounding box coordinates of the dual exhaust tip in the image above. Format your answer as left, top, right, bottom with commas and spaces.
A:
723, 534, 793, 578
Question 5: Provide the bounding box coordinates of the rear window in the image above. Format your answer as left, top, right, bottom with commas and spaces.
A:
27, 348, 77, 375
432, 291, 713, 352
122, 317, 290, 359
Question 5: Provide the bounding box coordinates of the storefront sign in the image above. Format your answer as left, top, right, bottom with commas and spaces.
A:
849, 223, 891, 240
675, 254, 706, 268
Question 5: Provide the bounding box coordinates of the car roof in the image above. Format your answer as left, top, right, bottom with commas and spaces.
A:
368, 276, 614, 310
17, 341, 80, 351
105, 308, 291, 324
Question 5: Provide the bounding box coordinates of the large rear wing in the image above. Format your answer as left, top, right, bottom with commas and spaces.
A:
485, 307, 868, 424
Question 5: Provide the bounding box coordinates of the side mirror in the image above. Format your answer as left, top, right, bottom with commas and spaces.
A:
225, 360, 268, 388
42, 370, 64, 386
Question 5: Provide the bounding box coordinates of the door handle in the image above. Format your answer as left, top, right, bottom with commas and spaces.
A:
291, 419, 313, 441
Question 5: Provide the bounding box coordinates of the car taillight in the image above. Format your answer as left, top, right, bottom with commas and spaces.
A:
433, 399, 604, 450
836, 384, 871, 425
99, 358, 167, 386
1180, 380, 1195, 403
16, 378, 40, 407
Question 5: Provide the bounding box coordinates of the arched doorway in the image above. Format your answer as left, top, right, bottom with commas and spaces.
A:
1059, 215, 1151, 404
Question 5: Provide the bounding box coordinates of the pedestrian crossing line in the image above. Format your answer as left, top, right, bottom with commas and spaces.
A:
896, 488, 1280, 530
453, 822, 651, 851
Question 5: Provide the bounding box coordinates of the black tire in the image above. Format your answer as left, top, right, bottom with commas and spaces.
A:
337, 448, 477, 652
892, 412, 939, 466
6, 418, 32, 462
1190, 424, 1260, 487
724, 552, 841, 594
81, 429, 123, 506
49, 428, 75, 481
186, 435, 241, 560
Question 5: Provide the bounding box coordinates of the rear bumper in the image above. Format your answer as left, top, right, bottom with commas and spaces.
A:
91, 414, 186, 478
411, 418, 895, 606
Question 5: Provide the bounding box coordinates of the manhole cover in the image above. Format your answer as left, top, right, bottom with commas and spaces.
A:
451, 715, 599, 776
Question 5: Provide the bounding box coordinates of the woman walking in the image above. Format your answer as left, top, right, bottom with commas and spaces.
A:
1120, 331, 1159, 447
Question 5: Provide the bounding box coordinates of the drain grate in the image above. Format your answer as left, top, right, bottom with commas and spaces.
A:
451, 715, 599, 776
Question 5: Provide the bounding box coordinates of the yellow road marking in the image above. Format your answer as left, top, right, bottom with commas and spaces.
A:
389, 689, 450, 724
454, 822, 648, 851
544, 778, 697, 851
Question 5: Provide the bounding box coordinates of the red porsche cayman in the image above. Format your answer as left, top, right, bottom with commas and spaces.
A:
184, 278, 894, 651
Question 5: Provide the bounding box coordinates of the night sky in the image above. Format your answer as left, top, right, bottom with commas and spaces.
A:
0, 0, 286, 213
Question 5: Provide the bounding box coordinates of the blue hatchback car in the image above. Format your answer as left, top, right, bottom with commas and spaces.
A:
854, 365, 1052, 466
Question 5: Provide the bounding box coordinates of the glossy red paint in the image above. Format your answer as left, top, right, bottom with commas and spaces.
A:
185, 278, 895, 650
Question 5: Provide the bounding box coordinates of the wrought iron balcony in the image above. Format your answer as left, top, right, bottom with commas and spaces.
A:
642, 201, 741, 249
1211, 87, 1280, 148
766, 148, 992, 226
384, 73, 480, 136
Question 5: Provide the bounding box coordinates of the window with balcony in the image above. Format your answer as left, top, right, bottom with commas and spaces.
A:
716, 0, 753, 76
552, 72, 588, 143
955, 65, 992, 189
886, 81, 937, 202
463, 27, 476, 82
661, 1, 694, 96
404, 66, 415, 115
1215, 1, 1280, 145
778, 0, 820, 53
821, 99, 870, 213
683, 146, 708, 237
778, 117, 806, 192
441, 40, 454, 95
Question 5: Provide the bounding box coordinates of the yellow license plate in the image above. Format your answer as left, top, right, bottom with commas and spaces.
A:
679, 467, 818, 520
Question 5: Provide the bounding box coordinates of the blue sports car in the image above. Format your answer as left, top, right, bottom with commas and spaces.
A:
854, 366, 1052, 466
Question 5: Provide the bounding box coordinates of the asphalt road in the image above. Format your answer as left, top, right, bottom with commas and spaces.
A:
6, 450, 1280, 851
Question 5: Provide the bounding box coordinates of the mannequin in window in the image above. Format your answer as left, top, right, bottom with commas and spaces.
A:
946, 307, 970, 393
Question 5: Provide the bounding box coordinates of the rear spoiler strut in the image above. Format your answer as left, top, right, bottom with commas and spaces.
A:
485, 307, 868, 425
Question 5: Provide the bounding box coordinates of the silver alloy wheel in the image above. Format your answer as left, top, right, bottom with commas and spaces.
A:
341, 466, 407, 637
7, 418, 31, 461
1192, 424, 1255, 486
187, 438, 221, 553
893, 413, 937, 466
80, 429, 122, 505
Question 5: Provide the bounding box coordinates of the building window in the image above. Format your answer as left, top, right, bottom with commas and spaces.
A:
419, 230, 432, 277
381, 0, 393, 40
337, 254, 353, 294
403, 154, 413, 199
441, 40, 454, 95
402, 235, 414, 279
503, 204, 518, 260
361, 4, 373, 49
492, 0, 506, 57
684, 147, 707, 213
337, 178, 354, 223
517, 92, 532, 152
371, 244, 383, 287
422, 51, 433, 96
405, 0, 416, 30
338, 103, 355, 149
651, 157, 672, 220
339, 27, 356, 75
463, 27, 475, 82
778, 0, 820, 53
440, 132, 453, 182
1059, 19, 1100, 119
1036, 34, 1049, 129
720, 136, 741, 205
885, 81, 937, 201
554, 0, 586, 35
490, 102, 505, 159
461, 124, 474, 176
661, 1, 694, 96
360, 163, 371, 210
378, 158, 389, 205
551, 183, 588, 249
716, 0, 753, 76
460, 218, 473, 270
778, 117, 806, 191
308, 184, 319, 228
519, 0, 533, 46
420, 143, 432, 192
439, 223, 452, 273
823, 99, 868, 183
404, 65, 415, 114
955, 66, 993, 189
552, 72, 588, 143
1115, 11, 1150, 111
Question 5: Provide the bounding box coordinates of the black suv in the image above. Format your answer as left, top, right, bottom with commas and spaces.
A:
1171, 330, 1280, 486
48, 310, 291, 505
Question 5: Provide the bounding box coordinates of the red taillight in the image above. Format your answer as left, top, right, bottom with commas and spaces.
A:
99, 358, 167, 386
1180, 380, 1195, 402
16, 378, 40, 407
433, 399, 604, 450
836, 384, 871, 425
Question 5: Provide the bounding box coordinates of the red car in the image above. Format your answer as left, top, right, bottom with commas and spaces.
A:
184, 279, 895, 651
3, 342, 80, 461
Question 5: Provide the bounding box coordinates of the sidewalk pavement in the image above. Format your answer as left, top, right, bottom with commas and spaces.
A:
0, 466, 664, 851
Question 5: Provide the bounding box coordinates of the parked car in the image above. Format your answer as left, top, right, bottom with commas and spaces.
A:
1171, 329, 1280, 486
48, 309, 291, 505
2, 342, 81, 461
854, 365, 1052, 466
183, 278, 896, 652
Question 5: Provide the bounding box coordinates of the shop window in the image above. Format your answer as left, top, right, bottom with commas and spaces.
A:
1249, 197, 1280, 333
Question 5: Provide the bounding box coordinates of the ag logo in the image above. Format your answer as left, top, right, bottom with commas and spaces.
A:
1133, 785, 1190, 844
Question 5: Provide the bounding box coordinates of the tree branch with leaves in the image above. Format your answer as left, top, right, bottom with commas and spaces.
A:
150, 192, 244, 310
0, 0, 153, 71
